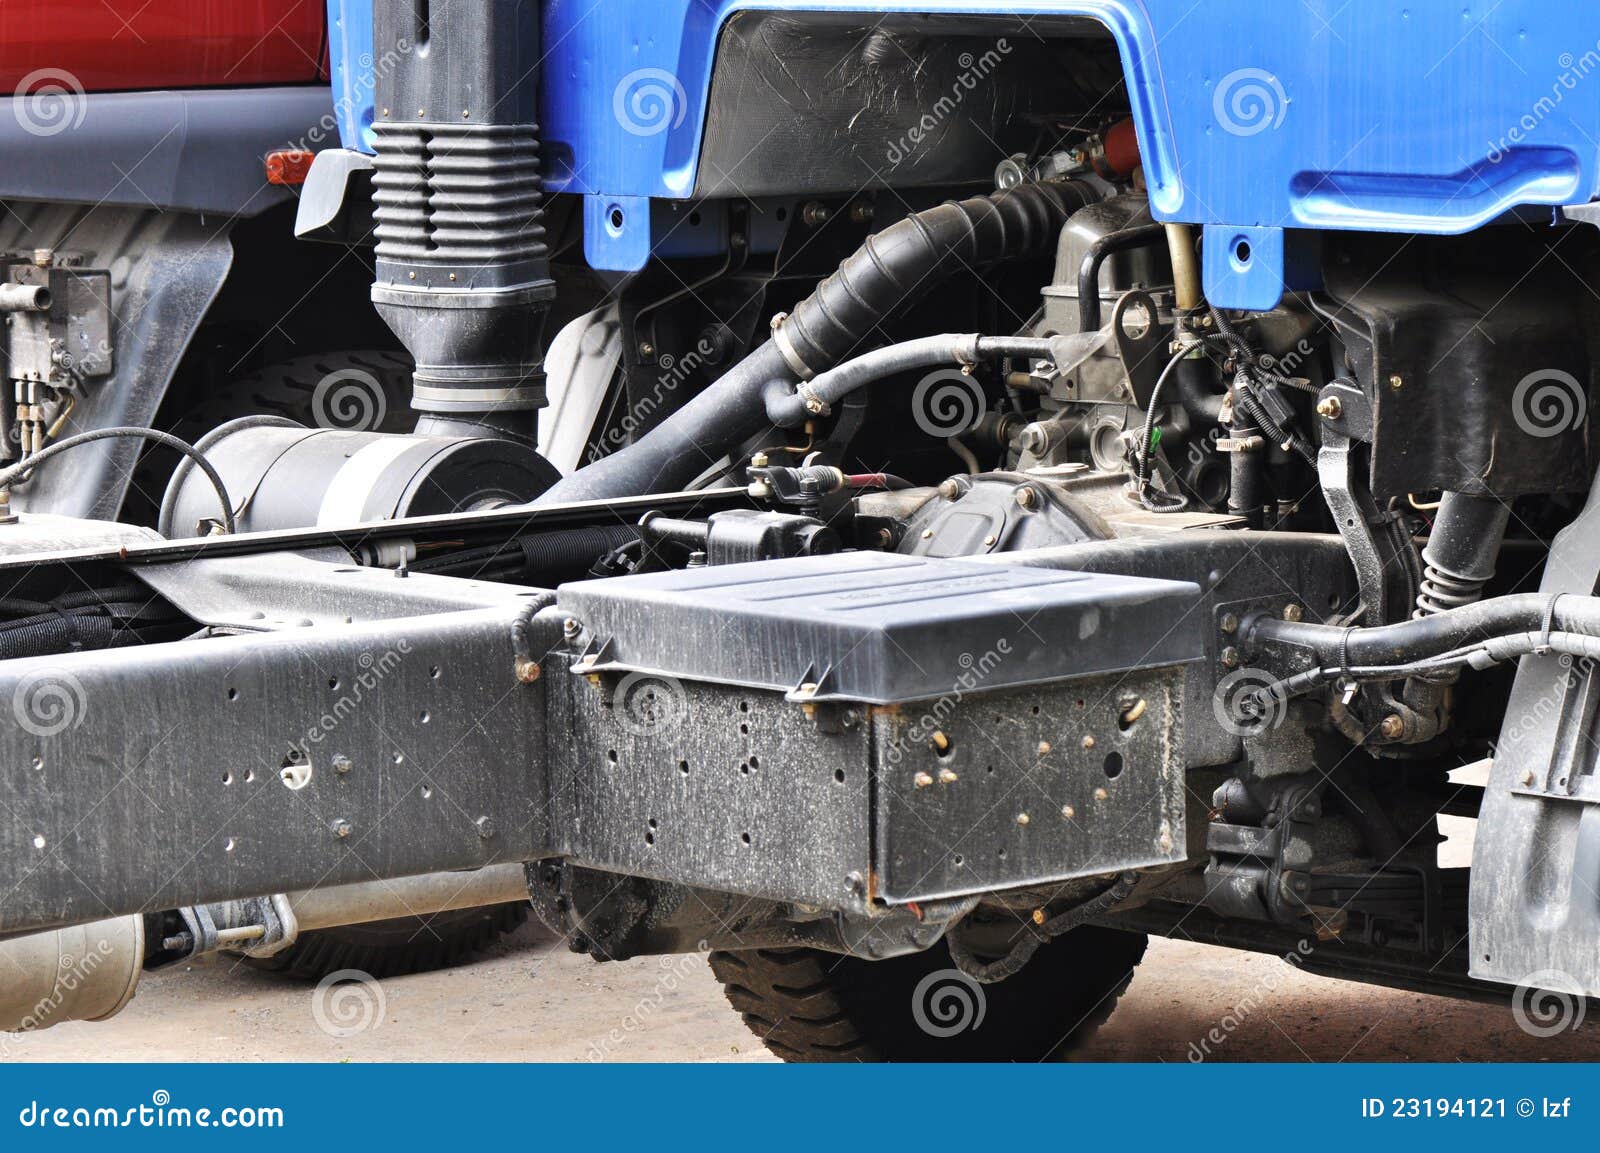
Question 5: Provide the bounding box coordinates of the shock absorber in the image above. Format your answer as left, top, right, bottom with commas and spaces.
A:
369, 0, 554, 443
1414, 491, 1512, 616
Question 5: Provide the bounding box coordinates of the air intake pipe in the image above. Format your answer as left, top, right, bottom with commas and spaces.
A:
537, 181, 1099, 503
370, 0, 553, 443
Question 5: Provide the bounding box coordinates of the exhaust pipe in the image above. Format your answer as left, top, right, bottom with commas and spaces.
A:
1, 865, 530, 1034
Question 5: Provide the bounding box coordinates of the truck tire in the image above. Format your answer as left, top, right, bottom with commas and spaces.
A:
245, 904, 529, 981
709, 926, 1146, 1062
184, 349, 416, 435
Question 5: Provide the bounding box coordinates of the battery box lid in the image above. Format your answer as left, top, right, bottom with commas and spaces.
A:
557, 551, 1201, 704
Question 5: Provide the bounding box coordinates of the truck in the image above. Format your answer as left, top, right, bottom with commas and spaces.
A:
2, 0, 1599, 1061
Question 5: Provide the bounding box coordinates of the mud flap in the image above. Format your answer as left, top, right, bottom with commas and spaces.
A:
1470, 479, 1600, 993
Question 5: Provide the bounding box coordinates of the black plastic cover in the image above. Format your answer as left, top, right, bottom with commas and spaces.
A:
559, 551, 1201, 703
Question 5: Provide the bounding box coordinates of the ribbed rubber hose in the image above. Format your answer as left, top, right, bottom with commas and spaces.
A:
534, 182, 1097, 504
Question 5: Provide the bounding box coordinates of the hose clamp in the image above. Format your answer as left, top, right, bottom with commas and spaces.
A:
769, 312, 818, 381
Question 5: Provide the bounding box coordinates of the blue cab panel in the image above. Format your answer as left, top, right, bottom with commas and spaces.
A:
327, 1, 1600, 305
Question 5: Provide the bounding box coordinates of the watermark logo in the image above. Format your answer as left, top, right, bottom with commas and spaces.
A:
911, 968, 986, 1038
311, 969, 386, 1038
1511, 969, 1586, 1038
312, 368, 388, 432
1213, 68, 1288, 137
613, 672, 688, 736
911, 369, 986, 438
613, 69, 688, 137
1512, 368, 1586, 438
1212, 667, 1288, 738
14, 68, 87, 138
14, 668, 87, 737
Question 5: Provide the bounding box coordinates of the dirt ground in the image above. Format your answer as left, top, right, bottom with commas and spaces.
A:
11, 778, 1600, 1063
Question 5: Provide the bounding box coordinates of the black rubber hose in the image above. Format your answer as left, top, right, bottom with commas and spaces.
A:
1247, 591, 1600, 667
1078, 224, 1167, 332
535, 182, 1097, 504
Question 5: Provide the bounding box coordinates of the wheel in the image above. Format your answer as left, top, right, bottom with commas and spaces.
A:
182, 349, 416, 436
709, 925, 1146, 1062
243, 903, 530, 981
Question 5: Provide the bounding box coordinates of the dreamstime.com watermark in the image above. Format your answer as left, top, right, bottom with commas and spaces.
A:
1187, 937, 1315, 1061
1511, 368, 1586, 439
12, 667, 88, 738
585, 944, 711, 1060
311, 969, 387, 1039
16, 1091, 283, 1130
1212, 68, 1288, 137
1488, 40, 1600, 163
0, 938, 117, 1058
587, 335, 719, 463
911, 967, 987, 1037
886, 640, 1012, 766
299, 640, 412, 751
885, 40, 1012, 167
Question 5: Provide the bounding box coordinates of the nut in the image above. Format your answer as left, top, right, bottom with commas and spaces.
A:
1015, 812, 1030, 826
1219, 612, 1240, 635
914, 772, 935, 788
331, 818, 353, 839
1031, 908, 1046, 925
1281, 603, 1304, 622
331, 754, 353, 775
937, 478, 963, 500
1388, 373, 1404, 392
1060, 804, 1076, 820
1379, 714, 1406, 740
938, 769, 959, 784
1037, 740, 1052, 756
475, 816, 497, 839
514, 658, 542, 684
1220, 646, 1242, 669
1014, 486, 1039, 510
1315, 396, 1343, 419
1081, 733, 1096, 750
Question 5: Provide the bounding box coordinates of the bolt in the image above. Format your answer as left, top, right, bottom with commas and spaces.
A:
1081, 733, 1096, 750
804, 398, 825, 415
638, 341, 656, 359
982, 534, 997, 547
1031, 908, 1047, 925
920, 529, 934, 540
563, 617, 581, 639
874, 528, 895, 548
332, 754, 352, 775
1061, 804, 1076, 820
31, 248, 52, 268
938, 768, 959, 784
849, 201, 875, 224
1037, 740, 1052, 756
930, 730, 950, 753
845, 870, 866, 896
1220, 646, 1241, 669
749, 451, 769, 469
914, 772, 935, 788
1219, 612, 1240, 635
1379, 714, 1405, 740
1315, 396, 1342, 419
514, 658, 542, 684
802, 201, 831, 226
1282, 603, 1304, 622
331, 819, 353, 839
1015, 486, 1039, 510
475, 816, 497, 839
1388, 373, 1404, 391
1016, 812, 1030, 826
1020, 423, 1051, 455
937, 478, 963, 500
1093, 786, 1109, 801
